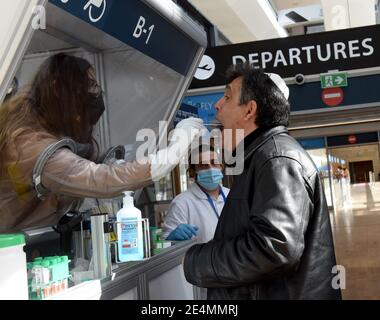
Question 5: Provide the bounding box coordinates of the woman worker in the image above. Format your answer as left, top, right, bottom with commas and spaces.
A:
0, 53, 205, 232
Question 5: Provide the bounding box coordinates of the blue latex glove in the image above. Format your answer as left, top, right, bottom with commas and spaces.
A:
166, 224, 199, 241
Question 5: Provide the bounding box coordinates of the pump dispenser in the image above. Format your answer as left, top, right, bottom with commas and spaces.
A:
116, 192, 144, 262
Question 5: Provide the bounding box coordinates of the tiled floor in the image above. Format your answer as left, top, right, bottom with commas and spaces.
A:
330, 181, 380, 300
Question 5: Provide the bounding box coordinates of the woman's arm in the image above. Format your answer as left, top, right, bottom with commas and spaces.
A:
41, 148, 152, 198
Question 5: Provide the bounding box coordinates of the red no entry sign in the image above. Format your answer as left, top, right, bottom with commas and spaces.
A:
348, 135, 357, 144
322, 88, 344, 106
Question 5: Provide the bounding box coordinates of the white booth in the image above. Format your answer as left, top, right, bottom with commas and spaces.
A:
0, 0, 207, 300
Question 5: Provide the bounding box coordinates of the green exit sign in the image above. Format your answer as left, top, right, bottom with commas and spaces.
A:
320, 72, 348, 89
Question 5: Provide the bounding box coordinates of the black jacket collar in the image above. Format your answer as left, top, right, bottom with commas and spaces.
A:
225, 126, 288, 168
243, 126, 288, 160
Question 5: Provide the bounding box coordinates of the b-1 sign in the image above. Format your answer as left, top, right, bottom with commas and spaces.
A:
320, 72, 348, 89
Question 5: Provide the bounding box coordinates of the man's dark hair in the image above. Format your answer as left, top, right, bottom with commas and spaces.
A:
226, 63, 290, 128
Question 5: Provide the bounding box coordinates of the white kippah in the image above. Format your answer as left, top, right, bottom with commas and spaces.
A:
266, 73, 289, 100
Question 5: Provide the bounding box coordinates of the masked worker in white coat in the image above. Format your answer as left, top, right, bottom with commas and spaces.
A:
162, 144, 229, 243
0, 53, 206, 232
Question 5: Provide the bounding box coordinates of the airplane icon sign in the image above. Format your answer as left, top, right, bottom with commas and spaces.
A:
195, 55, 215, 80
84, 0, 107, 23
60, 0, 107, 23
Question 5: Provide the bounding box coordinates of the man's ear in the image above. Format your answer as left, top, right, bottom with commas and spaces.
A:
244, 100, 257, 121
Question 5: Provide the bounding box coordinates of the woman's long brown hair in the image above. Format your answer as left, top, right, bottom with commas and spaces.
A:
0, 53, 98, 169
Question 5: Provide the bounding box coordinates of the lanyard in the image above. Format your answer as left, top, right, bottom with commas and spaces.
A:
201, 186, 226, 220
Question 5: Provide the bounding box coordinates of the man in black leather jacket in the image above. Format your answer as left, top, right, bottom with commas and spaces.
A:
183, 64, 342, 300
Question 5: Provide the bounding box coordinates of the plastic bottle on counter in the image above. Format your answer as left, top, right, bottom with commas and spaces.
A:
31, 261, 45, 299
116, 191, 144, 262
40, 260, 51, 298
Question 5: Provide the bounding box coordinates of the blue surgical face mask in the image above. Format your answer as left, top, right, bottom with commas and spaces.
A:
196, 168, 224, 191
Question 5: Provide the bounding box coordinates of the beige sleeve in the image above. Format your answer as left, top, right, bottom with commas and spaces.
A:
41, 148, 153, 199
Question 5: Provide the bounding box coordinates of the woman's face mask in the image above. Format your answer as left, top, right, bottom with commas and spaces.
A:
196, 168, 224, 191
87, 71, 105, 125
89, 93, 105, 125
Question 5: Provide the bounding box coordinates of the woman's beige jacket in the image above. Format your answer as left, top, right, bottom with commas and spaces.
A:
0, 126, 152, 232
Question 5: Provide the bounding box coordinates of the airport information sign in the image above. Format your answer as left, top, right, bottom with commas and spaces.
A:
49, 0, 198, 76
190, 24, 380, 89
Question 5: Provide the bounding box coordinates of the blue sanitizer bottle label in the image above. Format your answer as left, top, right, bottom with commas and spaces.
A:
121, 218, 138, 255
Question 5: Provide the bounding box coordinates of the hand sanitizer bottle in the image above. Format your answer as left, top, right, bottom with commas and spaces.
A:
116, 191, 144, 262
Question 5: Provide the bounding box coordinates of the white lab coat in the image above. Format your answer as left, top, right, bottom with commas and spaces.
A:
162, 182, 230, 243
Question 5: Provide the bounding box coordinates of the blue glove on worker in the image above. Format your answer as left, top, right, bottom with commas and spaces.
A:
166, 224, 199, 241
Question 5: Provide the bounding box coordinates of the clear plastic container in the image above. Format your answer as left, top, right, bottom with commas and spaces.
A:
0, 234, 28, 300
